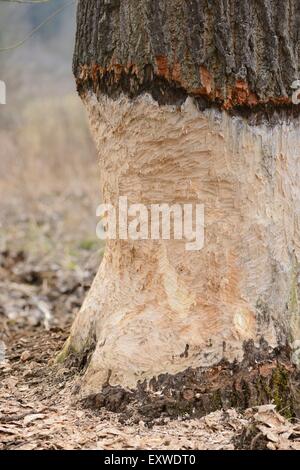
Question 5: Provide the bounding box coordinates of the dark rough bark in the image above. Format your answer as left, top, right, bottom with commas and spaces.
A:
73, 0, 300, 109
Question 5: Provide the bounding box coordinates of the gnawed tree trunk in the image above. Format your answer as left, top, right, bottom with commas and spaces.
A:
59, 0, 300, 416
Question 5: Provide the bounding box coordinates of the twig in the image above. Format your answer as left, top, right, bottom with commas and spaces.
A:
0, 0, 76, 52
0, 410, 33, 423
0, 1, 52, 4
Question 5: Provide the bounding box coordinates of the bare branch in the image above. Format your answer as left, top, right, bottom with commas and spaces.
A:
0, 0, 76, 52
0, 1, 52, 4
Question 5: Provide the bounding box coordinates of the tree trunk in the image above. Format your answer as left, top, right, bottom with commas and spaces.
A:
60, 0, 300, 416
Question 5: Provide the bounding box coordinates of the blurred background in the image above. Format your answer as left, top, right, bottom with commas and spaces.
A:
0, 0, 98, 200
0, 1, 101, 334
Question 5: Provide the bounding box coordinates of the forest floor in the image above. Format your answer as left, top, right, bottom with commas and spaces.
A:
1, 176, 300, 450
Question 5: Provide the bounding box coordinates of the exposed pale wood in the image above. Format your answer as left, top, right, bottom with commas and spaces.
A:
65, 93, 300, 395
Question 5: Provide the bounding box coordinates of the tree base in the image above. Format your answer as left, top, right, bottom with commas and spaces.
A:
81, 341, 299, 422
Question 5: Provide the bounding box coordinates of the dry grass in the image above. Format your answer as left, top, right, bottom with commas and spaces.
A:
0, 92, 101, 263
0, 94, 98, 204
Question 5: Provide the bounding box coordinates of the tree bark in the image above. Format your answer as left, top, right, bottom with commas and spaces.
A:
73, 0, 300, 110
60, 0, 300, 416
